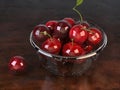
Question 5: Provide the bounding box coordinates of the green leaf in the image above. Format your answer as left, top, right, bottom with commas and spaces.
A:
76, 0, 84, 6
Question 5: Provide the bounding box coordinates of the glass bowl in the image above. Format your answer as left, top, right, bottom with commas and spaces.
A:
29, 21, 107, 76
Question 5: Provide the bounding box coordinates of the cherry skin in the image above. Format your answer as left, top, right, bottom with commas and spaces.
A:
45, 20, 58, 33
82, 44, 93, 53
76, 21, 90, 28
33, 24, 51, 43
88, 27, 102, 45
81, 21, 90, 28
63, 17, 75, 26
69, 24, 88, 44
8, 56, 27, 74
53, 20, 71, 40
62, 42, 85, 56
41, 38, 62, 54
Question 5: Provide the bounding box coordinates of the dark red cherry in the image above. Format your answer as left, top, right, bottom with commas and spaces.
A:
88, 27, 102, 45
41, 38, 62, 54
62, 42, 85, 56
69, 24, 88, 44
82, 44, 93, 53
53, 20, 71, 40
63, 17, 75, 26
46, 20, 58, 33
33, 24, 51, 43
8, 56, 27, 74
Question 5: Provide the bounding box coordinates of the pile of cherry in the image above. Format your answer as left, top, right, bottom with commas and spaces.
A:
33, 17, 102, 57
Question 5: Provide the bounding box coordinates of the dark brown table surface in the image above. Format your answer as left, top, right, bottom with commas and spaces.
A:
0, 0, 120, 90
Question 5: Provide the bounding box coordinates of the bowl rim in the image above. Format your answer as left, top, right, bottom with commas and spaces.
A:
30, 23, 107, 60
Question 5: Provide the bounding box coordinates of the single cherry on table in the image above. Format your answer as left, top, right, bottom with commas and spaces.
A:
8, 56, 27, 74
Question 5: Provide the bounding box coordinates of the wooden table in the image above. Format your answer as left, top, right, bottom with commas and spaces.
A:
0, 0, 120, 90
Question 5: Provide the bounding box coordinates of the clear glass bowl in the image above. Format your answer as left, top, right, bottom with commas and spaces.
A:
29, 22, 107, 76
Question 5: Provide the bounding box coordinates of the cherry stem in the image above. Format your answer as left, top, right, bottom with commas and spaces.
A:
40, 31, 52, 38
71, 39, 74, 46
82, 27, 90, 32
73, 6, 83, 22
82, 27, 93, 34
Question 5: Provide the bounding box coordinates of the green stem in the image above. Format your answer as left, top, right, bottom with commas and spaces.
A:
73, 6, 83, 22
41, 31, 52, 38
82, 28, 90, 32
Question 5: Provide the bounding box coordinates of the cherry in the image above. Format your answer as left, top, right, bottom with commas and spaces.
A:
41, 38, 62, 54
69, 24, 88, 44
87, 27, 102, 45
62, 42, 85, 56
33, 24, 51, 43
53, 20, 71, 40
82, 44, 93, 53
46, 20, 58, 33
8, 56, 27, 74
63, 17, 75, 26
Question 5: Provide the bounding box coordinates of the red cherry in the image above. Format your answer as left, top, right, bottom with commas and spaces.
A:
41, 38, 62, 54
33, 24, 51, 43
53, 20, 71, 40
88, 27, 102, 45
8, 56, 27, 74
63, 17, 75, 26
69, 24, 88, 44
62, 42, 85, 56
45, 20, 58, 33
